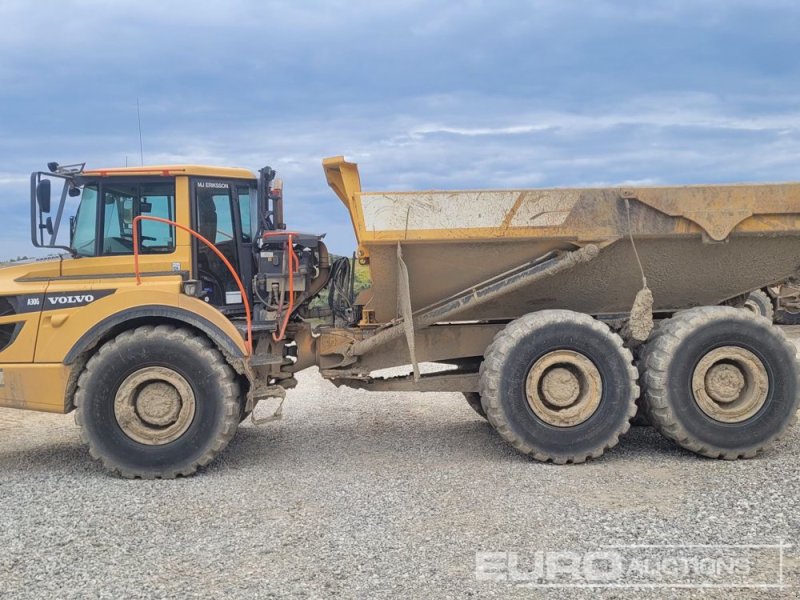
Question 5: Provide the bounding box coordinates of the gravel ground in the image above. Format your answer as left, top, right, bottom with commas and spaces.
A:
1, 331, 799, 599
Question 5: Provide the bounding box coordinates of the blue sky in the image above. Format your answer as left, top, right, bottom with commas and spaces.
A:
2, 0, 800, 259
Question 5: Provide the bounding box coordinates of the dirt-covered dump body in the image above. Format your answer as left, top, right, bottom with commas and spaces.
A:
324, 156, 800, 323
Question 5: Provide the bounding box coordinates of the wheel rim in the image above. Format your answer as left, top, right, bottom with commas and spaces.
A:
114, 366, 196, 445
525, 350, 602, 427
691, 346, 769, 423
743, 298, 762, 316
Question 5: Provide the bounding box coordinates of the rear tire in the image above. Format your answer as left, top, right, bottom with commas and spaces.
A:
743, 289, 774, 321
776, 310, 800, 325
74, 325, 240, 478
630, 396, 651, 427
239, 397, 253, 423
641, 307, 799, 459
479, 310, 638, 464
463, 392, 487, 419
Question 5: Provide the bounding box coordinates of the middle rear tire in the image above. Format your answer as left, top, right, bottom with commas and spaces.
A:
743, 289, 775, 321
463, 392, 487, 419
479, 310, 638, 464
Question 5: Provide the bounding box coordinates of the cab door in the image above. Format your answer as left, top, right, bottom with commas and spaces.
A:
192, 179, 254, 309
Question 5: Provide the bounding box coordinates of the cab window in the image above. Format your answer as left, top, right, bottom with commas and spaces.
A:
237, 186, 252, 243
100, 182, 176, 255
71, 185, 99, 257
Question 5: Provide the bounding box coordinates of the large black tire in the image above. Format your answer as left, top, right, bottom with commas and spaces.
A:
239, 395, 253, 423
463, 392, 487, 419
630, 396, 651, 427
641, 306, 799, 459
776, 309, 800, 325
629, 343, 650, 427
74, 325, 240, 478
743, 289, 775, 321
479, 310, 638, 464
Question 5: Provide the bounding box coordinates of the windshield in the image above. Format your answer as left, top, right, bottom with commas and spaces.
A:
71, 185, 99, 257
69, 181, 176, 257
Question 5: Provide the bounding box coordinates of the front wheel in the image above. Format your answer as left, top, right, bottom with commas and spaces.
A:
479, 310, 638, 464
74, 325, 240, 478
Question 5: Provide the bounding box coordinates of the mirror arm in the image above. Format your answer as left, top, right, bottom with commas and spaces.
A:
30, 172, 40, 248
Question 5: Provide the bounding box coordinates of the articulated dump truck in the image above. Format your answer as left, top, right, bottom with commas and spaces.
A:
1, 158, 799, 477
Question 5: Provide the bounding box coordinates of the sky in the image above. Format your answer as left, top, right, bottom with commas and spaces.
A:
2, 0, 800, 259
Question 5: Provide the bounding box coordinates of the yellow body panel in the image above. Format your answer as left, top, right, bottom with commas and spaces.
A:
0, 267, 248, 412
0, 363, 71, 413
33, 281, 248, 363
83, 164, 256, 180
0, 262, 55, 363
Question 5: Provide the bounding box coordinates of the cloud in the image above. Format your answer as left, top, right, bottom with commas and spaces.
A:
1, 1, 800, 260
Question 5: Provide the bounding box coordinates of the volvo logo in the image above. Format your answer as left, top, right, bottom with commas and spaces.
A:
37, 289, 115, 311
11, 289, 116, 313
47, 294, 95, 306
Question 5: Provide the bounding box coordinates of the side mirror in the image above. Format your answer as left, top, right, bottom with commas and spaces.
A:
39, 216, 53, 236
36, 179, 51, 213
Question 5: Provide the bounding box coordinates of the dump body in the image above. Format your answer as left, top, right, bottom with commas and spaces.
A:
324, 157, 800, 324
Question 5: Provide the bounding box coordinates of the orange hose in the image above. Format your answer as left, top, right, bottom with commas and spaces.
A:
132, 215, 253, 355
261, 231, 299, 342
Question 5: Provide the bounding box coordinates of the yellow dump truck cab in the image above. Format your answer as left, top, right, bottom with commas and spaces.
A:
3, 164, 259, 409
2, 162, 330, 477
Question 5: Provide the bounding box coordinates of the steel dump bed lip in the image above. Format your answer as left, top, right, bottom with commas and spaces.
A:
323, 155, 800, 244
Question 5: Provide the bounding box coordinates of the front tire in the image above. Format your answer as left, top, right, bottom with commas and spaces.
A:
641, 307, 799, 459
74, 325, 240, 478
479, 310, 638, 464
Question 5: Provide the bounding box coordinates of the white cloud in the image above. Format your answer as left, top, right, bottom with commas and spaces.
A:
2, 1, 800, 260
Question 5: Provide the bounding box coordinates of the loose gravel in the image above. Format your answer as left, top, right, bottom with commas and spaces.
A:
1, 332, 799, 599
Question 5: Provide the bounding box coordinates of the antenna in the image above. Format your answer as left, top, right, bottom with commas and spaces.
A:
136, 98, 144, 166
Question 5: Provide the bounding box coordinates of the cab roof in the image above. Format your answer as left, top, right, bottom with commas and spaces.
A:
81, 164, 257, 179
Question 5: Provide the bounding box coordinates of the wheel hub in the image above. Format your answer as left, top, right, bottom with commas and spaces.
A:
704, 363, 745, 404
692, 346, 768, 423
540, 367, 581, 407
525, 350, 602, 427
114, 366, 196, 445
136, 382, 182, 426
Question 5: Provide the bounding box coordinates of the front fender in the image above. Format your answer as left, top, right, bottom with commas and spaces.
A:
63, 303, 247, 365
